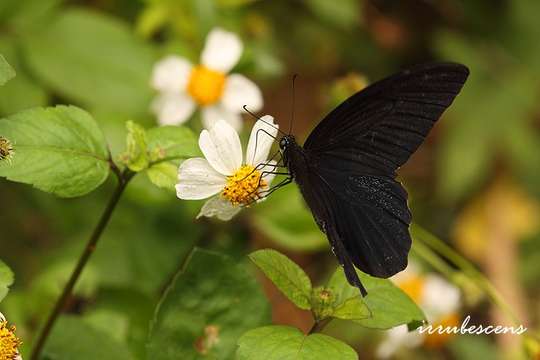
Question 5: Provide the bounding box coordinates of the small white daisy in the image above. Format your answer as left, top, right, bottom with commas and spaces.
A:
0, 312, 23, 360
376, 266, 461, 358
176, 116, 278, 220
151, 28, 263, 130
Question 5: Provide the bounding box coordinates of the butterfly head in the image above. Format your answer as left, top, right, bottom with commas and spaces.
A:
279, 135, 295, 151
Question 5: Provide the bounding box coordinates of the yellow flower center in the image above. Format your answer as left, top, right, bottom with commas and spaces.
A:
424, 313, 461, 348
187, 65, 226, 106
398, 275, 425, 303
0, 320, 21, 360
0, 136, 14, 163
222, 165, 267, 206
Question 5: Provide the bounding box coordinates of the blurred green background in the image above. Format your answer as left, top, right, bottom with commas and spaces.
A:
2, 0, 540, 359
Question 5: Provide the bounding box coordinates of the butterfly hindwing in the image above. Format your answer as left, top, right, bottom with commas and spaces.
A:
322, 171, 412, 278
307, 166, 412, 274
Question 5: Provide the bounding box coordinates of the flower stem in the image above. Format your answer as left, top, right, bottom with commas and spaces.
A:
411, 223, 521, 327
308, 318, 332, 334
30, 170, 133, 360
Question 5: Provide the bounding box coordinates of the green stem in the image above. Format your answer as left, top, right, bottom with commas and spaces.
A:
411, 240, 456, 280
30, 170, 133, 360
411, 223, 521, 327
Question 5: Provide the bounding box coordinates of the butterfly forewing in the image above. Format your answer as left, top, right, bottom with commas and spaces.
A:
304, 63, 470, 175
289, 63, 469, 294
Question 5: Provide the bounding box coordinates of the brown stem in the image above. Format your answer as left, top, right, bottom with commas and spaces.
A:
308, 318, 332, 334
30, 171, 133, 360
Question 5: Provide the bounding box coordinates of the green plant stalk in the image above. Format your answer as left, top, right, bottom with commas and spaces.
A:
411, 223, 521, 327
411, 240, 457, 280
30, 169, 133, 360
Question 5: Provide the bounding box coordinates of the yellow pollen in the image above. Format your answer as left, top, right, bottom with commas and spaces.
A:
0, 320, 21, 360
187, 65, 226, 105
0, 136, 14, 164
221, 165, 267, 206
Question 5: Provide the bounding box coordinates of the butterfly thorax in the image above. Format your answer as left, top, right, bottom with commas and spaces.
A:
280, 135, 306, 180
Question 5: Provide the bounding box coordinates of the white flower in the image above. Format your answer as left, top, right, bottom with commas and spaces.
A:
0, 312, 23, 360
176, 116, 278, 220
376, 266, 461, 358
151, 28, 263, 130
376, 325, 423, 359
421, 274, 461, 322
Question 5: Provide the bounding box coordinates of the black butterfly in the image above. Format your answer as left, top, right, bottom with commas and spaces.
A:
261, 62, 469, 296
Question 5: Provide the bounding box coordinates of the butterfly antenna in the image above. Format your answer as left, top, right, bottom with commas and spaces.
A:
289, 74, 298, 135
243, 105, 287, 136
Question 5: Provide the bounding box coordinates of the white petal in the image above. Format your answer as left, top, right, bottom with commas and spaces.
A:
201, 28, 243, 73
221, 74, 263, 113
246, 115, 278, 166
421, 274, 461, 321
176, 158, 226, 200
0, 312, 5, 321
202, 105, 243, 131
199, 120, 242, 176
151, 93, 196, 126
376, 325, 423, 358
151, 56, 192, 93
376, 326, 408, 359
197, 196, 241, 221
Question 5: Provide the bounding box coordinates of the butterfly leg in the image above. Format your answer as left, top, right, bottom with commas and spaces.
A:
258, 176, 293, 199
237, 149, 288, 183
242, 170, 292, 207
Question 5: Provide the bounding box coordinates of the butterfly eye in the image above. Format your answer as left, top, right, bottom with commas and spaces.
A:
279, 138, 288, 150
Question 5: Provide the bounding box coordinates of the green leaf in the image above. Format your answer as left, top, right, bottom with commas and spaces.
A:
0, 0, 63, 31
237, 325, 358, 360
146, 161, 177, 190
85, 289, 155, 359
249, 249, 313, 310
449, 335, 499, 360
0, 260, 14, 302
120, 121, 149, 172
135, 3, 170, 38
327, 268, 425, 329
253, 185, 328, 251
0, 54, 15, 86
43, 316, 134, 360
27, 260, 99, 314
22, 8, 155, 115
0, 39, 48, 115
0, 105, 110, 197
311, 284, 370, 322
144, 126, 199, 189
304, 0, 360, 29
147, 248, 270, 359
435, 32, 540, 203
216, 0, 258, 8
147, 126, 199, 162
